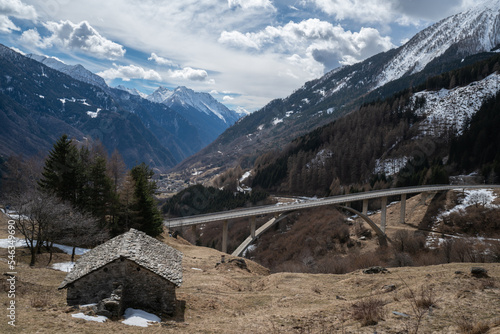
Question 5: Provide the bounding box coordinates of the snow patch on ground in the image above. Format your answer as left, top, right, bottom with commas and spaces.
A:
72, 313, 108, 323
121, 308, 161, 327
425, 189, 500, 248
441, 189, 499, 217
52, 262, 75, 272
0, 238, 89, 255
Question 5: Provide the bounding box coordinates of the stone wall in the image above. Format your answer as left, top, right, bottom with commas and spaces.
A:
66, 257, 177, 316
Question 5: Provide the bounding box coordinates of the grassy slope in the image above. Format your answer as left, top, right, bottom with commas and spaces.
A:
1, 210, 499, 333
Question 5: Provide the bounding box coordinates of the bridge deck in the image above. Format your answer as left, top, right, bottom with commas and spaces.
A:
164, 185, 500, 228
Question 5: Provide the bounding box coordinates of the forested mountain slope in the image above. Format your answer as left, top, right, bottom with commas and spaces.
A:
249, 54, 500, 196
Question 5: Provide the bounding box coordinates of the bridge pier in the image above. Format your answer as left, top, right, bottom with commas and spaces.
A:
380, 196, 387, 233
222, 220, 228, 253
400, 194, 406, 224
362, 199, 368, 215
250, 216, 256, 239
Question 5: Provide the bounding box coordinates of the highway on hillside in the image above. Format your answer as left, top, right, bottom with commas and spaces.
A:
164, 184, 500, 228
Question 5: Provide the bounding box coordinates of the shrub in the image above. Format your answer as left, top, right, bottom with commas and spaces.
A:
456, 317, 490, 334
351, 297, 386, 326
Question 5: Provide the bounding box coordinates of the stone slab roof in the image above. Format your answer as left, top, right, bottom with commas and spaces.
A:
59, 228, 183, 289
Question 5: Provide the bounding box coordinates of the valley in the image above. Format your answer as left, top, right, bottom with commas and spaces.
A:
1, 1, 500, 333
1, 192, 500, 333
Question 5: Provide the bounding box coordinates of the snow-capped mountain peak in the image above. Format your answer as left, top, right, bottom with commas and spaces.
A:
147, 85, 240, 125
146, 86, 174, 103
376, 1, 500, 87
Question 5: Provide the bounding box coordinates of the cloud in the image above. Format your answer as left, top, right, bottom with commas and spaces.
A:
168, 67, 209, 81
223, 95, 234, 101
0, 0, 37, 32
228, 0, 275, 10
149, 53, 212, 82
21, 20, 126, 59
20, 28, 49, 48
148, 52, 175, 66
219, 18, 394, 70
97, 64, 162, 82
308, 0, 395, 24
308, 0, 478, 26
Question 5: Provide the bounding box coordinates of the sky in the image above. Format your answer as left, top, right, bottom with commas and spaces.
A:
0, 0, 479, 113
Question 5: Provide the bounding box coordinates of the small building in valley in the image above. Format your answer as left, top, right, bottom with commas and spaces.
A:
58, 228, 183, 318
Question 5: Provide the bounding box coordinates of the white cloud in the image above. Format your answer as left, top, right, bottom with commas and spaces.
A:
223, 95, 234, 101
218, 30, 261, 49
308, 0, 480, 26
0, 0, 37, 32
219, 18, 394, 69
22, 20, 126, 59
148, 52, 175, 66
97, 64, 162, 82
228, 0, 275, 10
20, 28, 49, 48
309, 0, 395, 24
168, 67, 209, 81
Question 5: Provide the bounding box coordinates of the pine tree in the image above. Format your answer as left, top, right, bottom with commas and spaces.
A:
130, 163, 163, 237
38, 134, 81, 205
86, 154, 113, 226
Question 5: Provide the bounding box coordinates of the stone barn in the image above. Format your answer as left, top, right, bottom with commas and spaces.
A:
58, 228, 182, 318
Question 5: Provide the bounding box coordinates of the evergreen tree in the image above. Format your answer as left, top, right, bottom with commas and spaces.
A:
38, 134, 81, 205
86, 154, 113, 226
130, 163, 163, 237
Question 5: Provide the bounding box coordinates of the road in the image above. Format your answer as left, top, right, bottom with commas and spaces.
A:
164, 184, 500, 228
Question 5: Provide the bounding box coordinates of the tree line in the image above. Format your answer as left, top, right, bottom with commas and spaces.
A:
1, 134, 163, 265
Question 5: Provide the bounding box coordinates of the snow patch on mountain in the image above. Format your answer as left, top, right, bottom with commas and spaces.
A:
306, 149, 333, 169
412, 73, 500, 136
374, 157, 409, 176
377, 1, 500, 88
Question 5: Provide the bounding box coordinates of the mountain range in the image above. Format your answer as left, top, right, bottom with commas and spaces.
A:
177, 2, 500, 173
1, 2, 499, 179
0, 49, 241, 170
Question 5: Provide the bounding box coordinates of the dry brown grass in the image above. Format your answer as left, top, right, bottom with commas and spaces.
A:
351, 297, 386, 326
1, 203, 500, 333
456, 315, 491, 334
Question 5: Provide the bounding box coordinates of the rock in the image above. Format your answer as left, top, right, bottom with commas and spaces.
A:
96, 284, 124, 320
455, 271, 464, 275
363, 266, 388, 274
471, 267, 488, 278
382, 284, 396, 292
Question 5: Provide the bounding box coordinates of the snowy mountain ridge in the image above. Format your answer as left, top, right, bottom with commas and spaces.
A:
146, 86, 174, 104
115, 85, 148, 99
26, 54, 109, 90
148, 86, 240, 125
376, 0, 500, 88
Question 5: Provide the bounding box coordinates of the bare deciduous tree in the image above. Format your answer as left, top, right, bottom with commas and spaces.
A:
8, 189, 107, 266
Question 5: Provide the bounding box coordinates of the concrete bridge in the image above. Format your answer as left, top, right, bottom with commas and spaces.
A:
164, 185, 500, 256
